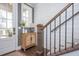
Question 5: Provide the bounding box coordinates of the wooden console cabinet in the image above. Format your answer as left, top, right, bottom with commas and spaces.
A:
21, 32, 36, 51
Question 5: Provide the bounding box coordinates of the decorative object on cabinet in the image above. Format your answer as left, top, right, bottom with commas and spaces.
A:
20, 20, 27, 33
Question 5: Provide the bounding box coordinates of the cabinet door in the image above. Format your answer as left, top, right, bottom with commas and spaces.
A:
31, 34, 36, 44
21, 34, 26, 48
26, 35, 31, 46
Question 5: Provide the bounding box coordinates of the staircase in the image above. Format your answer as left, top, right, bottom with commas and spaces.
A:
42, 3, 79, 56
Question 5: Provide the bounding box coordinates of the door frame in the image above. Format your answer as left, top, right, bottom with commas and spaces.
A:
13, 3, 19, 50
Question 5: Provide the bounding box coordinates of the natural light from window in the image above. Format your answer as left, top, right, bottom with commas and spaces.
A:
0, 3, 13, 38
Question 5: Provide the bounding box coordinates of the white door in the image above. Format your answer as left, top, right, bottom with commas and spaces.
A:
0, 3, 17, 55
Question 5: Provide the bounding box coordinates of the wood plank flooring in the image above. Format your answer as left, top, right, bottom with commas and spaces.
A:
3, 47, 39, 56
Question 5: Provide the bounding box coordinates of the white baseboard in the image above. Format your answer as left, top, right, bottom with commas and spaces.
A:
16, 46, 21, 50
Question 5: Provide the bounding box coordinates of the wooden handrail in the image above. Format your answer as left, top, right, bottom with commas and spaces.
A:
42, 3, 73, 30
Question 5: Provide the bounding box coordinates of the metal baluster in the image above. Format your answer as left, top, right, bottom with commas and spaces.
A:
54, 19, 56, 53
46, 27, 47, 55
72, 4, 74, 48
65, 10, 67, 50
50, 23, 51, 55
59, 15, 61, 52
43, 29, 45, 56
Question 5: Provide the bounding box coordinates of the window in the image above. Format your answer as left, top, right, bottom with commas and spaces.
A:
21, 4, 32, 27
0, 3, 13, 38
22, 9, 29, 26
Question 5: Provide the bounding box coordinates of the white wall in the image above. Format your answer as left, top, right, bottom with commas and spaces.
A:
34, 3, 68, 25
34, 3, 79, 54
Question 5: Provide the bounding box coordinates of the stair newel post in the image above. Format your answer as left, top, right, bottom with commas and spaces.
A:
36, 24, 44, 56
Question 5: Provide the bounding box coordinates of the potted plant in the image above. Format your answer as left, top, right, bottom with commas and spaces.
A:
20, 20, 26, 33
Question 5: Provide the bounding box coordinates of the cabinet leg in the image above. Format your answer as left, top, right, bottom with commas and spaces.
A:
24, 49, 26, 51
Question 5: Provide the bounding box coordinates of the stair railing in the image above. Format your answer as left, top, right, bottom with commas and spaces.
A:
42, 3, 79, 56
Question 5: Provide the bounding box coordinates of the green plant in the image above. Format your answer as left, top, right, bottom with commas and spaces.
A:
20, 20, 26, 28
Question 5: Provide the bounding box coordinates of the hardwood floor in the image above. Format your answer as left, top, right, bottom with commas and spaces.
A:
3, 47, 40, 56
